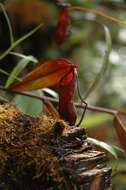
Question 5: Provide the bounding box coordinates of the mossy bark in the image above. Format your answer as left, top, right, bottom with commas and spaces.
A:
0, 103, 112, 190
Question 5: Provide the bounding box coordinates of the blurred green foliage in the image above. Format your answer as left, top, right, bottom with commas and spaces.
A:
0, 0, 126, 189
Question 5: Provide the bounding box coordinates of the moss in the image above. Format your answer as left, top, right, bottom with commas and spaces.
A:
0, 104, 111, 190
0, 103, 69, 189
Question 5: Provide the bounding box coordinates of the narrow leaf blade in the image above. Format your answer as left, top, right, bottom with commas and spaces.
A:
84, 25, 112, 99
87, 137, 118, 159
5, 57, 35, 87
42, 88, 58, 98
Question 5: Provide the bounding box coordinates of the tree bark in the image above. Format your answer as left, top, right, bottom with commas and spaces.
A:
0, 103, 112, 190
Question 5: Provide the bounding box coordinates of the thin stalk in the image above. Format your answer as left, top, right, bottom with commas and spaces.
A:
0, 69, 10, 77
0, 86, 44, 102
9, 52, 38, 63
0, 24, 42, 61
76, 72, 87, 127
76, 103, 116, 116
0, 69, 20, 81
70, 6, 126, 25
0, 86, 116, 116
0, 3, 14, 45
84, 24, 111, 99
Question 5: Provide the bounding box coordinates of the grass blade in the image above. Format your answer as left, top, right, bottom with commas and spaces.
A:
0, 68, 10, 77
0, 3, 14, 45
9, 52, 38, 63
0, 24, 42, 61
87, 137, 118, 159
5, 57, 37, 87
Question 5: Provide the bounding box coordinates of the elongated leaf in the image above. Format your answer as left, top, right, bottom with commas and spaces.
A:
42, 88, 58, 98
0, 69, 21, 83
84, 25, 112, 99
87, 137, 118, 159
112, 145, 125, 155
0, 3, 14, 44
114, 111, 126, 153
10, 58, 77, 91
5, 56, 37, 87
0, 69, 10, 77
0, 24, 42, 60
9, 52, 38, 63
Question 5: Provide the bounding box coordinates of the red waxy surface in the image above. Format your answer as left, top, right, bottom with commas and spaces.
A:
54, 6, 70, 44
59, 67, 77, 125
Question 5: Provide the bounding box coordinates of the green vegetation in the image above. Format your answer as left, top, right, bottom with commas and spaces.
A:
0, 0, 126, 189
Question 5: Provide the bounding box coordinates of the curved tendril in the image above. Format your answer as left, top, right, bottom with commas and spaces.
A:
70, 6, 126, 25
76, 72, 87, 127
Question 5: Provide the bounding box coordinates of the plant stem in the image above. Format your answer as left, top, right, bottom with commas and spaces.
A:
0, 86, 44, 102
0, 3, 14, 45
76, 103, 116, 116
0, 86, 116, 116
70, 6, 126, 25
0, 24, 42, 61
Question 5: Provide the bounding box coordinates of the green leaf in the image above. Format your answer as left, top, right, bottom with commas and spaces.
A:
12, 90, 43, 116
9, 52, 38, 63
87, 137, 118, 159
112, 145, 125, 155
84, 24, 112, 98
5, 56, 38, 87
0, 68, 20, 82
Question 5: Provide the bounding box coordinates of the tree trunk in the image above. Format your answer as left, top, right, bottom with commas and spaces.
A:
0, 103, 112, 190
